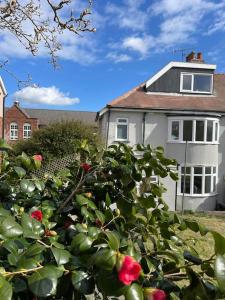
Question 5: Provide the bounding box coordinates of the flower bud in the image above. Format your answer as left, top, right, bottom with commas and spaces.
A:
82, 223, 88, 229
85, 192, 92, 198
143, 288, 166, 300
116, 254, 142, 285
115, 208, 120, 216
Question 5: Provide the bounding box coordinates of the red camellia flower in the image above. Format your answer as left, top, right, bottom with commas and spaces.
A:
81, 163, 91, 172
31, 210, 43, 222
144, 288, 166, 300
33, 154, 43, 161
117, 255, 142, 285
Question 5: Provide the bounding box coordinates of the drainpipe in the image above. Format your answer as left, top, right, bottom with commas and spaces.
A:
2, 94, 7, 139
142, 112, 146, 145
106, 108, 110, 148
175, 163, 179, 211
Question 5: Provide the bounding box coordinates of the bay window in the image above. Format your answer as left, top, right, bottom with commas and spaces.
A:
180, 166, 217, 195
168, 118, 219, 143
180, 73, 213, 93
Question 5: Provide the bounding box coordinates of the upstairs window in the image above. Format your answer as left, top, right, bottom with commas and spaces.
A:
116, 118, 128, 141
23, 123, 32, 139
168, 118, 219, 143
10, 122, 18, 140
180, 73, 213, 93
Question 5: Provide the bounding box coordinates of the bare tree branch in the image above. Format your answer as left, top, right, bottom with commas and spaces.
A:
0, 0, 96, 66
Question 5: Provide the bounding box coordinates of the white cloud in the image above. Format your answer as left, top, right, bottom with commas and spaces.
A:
122, 36, 154, 56
106, 52, 132, 63
13, 86, 80, 105
105, 0, 148, 31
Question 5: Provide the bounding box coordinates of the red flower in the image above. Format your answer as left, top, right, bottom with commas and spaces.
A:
81, 163, 91, 172
144, 288, 166, 300
117, 255, 142, 285
33, 154, 42, 161
31, 210, 43, 222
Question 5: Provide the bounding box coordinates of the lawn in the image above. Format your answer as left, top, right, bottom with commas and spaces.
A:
177, 212, 225, 259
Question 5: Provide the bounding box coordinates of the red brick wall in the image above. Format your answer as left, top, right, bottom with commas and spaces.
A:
4, 105, 38, 143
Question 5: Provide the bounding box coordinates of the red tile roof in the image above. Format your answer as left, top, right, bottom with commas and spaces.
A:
108, 74, 225, 113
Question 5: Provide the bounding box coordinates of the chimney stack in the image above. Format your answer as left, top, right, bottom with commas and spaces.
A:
186, 52, 204, 63
14, 100, 20, 106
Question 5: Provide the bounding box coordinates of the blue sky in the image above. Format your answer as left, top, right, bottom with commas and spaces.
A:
2, 0, 225, 112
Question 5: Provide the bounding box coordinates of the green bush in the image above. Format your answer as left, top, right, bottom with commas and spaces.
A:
0, 141, 225, 299
13, 120, 102, 162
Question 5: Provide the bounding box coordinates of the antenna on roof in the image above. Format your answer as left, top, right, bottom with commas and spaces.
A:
172, 48, 193, 61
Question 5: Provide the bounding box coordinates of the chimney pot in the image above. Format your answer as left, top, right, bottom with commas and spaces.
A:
197, 52, 203, 61
14, 100, 20, 106
186, 51, 195, 62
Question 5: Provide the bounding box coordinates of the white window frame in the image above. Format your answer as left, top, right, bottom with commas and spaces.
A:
23, 123, 32, 139
178, 165, 217, 196
168, 117, 219, 144
115, 118, 128, 141
180, 72, 213, 94
10, 122, 18, 140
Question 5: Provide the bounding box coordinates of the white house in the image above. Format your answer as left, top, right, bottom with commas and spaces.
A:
97, 52, 225, 211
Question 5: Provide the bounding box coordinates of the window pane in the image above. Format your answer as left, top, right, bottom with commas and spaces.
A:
205, 176, 211, 193
213, 167, 216, 173
181, 167, 190, 174
195, 120, 204, 141
193, 75, 211, 92
171, 121, 179, 140
207, 120, 213, 141
183, 120, 193, 141
205, 167, 211, 174
215, 122, 218, 142
118, 119, 127, 124
181, 175, 190, 194
117, 125, 127, 139
194, 167, 203, 174
182, 74, 192, 90
193, 176, 202, 194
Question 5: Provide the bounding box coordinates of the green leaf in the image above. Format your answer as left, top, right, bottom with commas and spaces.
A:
93, 249, 117, 271
125, 283, 143, 300
51, 247, 71, 265
25, 243, 45, 257
95, 210, 105, 225
28, 265, 63, 297
71, 233, 93, 254
211, 231, 225, 255
35, 180, 45, 191
72, 271, 95, 295
21, 213, 44, 239
0, 216, 23, 238
76, 195, 89, 206
14, 166, 26, 178
105, 231, 120, 250
215, 255, 225, 292
0, 275, 13, 300
20, 152, 31, 169
0, 139, 12, 151
20, 179, 35, 193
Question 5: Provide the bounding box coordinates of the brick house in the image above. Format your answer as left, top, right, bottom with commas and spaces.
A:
4, 101, 97, 142
5, 101, 38, 142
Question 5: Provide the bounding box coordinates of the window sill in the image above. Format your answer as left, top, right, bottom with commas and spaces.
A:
167, 141, 219, 145
114, 140, 129, 143
177, 192, 218, 198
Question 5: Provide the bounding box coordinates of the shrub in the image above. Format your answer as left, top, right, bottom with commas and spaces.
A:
0, 141, 225, 299
13, 120, 102, 162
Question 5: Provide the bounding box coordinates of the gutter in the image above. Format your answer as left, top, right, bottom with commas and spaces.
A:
106, 108, 111, 147
142, 112, 146, 145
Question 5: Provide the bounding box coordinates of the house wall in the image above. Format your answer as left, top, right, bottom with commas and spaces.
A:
103, 109, 223, 211
147, 67, 214, 94
5, 104, 38, 142
0, 86, 4, 138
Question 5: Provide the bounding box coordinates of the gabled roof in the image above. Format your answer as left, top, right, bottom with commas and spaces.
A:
23, 108, 96, 125
145, 61, 216, 88
102, 74, 225, 114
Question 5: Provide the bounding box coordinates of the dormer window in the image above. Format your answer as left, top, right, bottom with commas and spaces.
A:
180, 73, 213, 94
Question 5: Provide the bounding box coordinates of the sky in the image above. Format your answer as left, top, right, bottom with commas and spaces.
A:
1, 0, 225, 112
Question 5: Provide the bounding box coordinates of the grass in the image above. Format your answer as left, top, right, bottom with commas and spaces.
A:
177, 212, 225, 259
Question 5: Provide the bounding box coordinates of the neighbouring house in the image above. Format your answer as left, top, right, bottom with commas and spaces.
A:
4, 101, 97, 142
97, 52, 225, 212
0, 77, 7, 139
